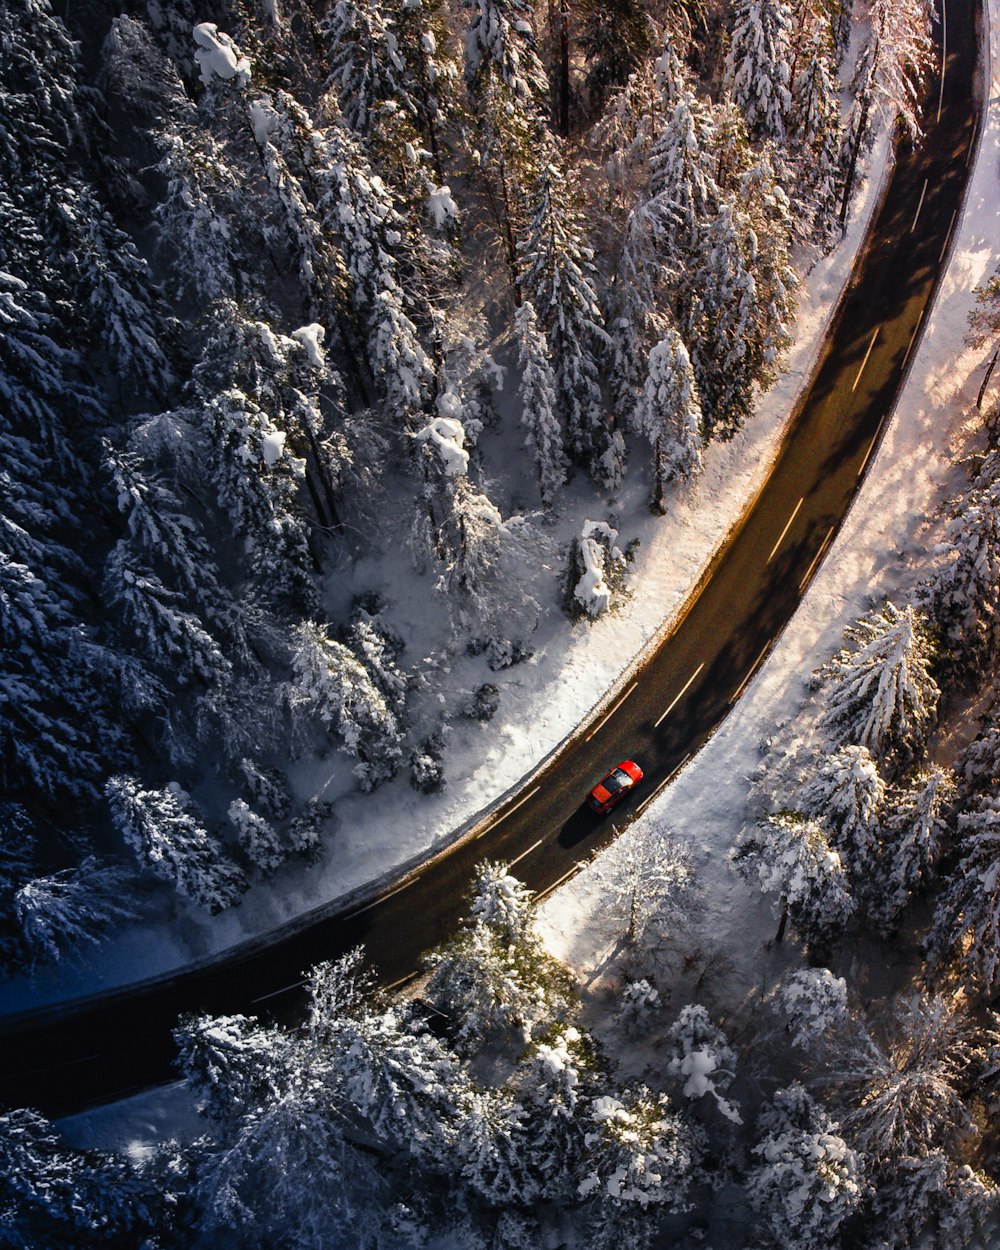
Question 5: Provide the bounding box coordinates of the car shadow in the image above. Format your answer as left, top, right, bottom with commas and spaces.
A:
557, 805, 605, 849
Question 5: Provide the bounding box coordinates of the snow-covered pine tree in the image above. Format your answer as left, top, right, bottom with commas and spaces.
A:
606, 196, 671, 422
928, 794, 1000, 989
323, 1002, 471, 1165
798, 744, 884, 894
511, 1025, 597, 1202
738, 155, 797, 386
289, 620, 404, 789
633, 330, 704, 509
601, 826, 692, 944
818, 600, 940, 761
201, 386, 317, 611
733, 812, 854, 949
463, 0, 549, 107
51, 180, 175, 400
684, 197, 759, 439
876, 765, 954, 929
519, 158, 617, 486
174, 1011, 296, 1125
153, 127, 245, 306
580, 1086, 700, 1250
1, 553, 130, 802
771, 967, 849, 1051
105, 776, 246, 912
918, 449, 1000, 673
666, 1004, 741, 1123
616, 978, 661, 1038
515, 299, 568, 508
426, 862, 569, 1051
747, 1083, 865, 1250
458, 1088, 537, 1207
315, 123, 434, 426
13, 857, 137, 968
0, 1106, 159, 1248
832, 993, 998, 1158
228, 799, 285, 876
104, 541, 232, 687
322, 0, 413, 138
840, 0, 933, 221
787, 41, 843, 243
864, 1151, 998, 1250
578, 0, 656, 111
724, 0, 793, 142
647, 90, 718, 287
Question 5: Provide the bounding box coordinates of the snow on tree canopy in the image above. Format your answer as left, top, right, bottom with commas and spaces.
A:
427, 184, 458, 229
413, 416, 471, 477
290, 323, 326, 369
192, 23, 252, 86
574, 520, 621, 618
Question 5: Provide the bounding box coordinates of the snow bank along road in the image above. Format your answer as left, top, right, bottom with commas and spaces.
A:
0, 0, 982, 1116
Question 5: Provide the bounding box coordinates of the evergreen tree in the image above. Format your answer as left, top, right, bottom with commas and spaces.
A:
175, 1011, 296, 1125
685, 198, 760, 438
787, 42, 843, 242
864, 1151, 998, 1250
840, 0, 933, 221
832, 994, 998, 1158
724, 0, 793, 142
463, 0, 548, 106
818, 600, 940, 761
105, 775, 246, 912
515, 299, 568, 509
918, 449, 1000, 673
519, 159, 616, 485
13, 857, 137, 967
798, 744, 884, 891
928, 795, 1000, 989
648, 91, 718, 284
733, 812, 854, 948
772, 967, 849, 1051
747, 1084, 865, 1250
323, 0, 413, 137
228, 798, 285, 875
579, 0, 656, 110
290, 620, 404, 789
666, 1003, 741, 1122
634, 331, 704, 509
876, 765, 954, 928
580, 1086, 699, 1249
0, 1107, 159, 1248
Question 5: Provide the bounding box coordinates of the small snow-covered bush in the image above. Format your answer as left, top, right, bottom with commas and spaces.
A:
464, 683, 500, 722
616, 979, 661, 1039
564, 520, 630, 620
410, 736, 445, 793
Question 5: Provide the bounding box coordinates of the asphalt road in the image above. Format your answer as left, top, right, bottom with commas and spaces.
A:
1, 0, 981, 1117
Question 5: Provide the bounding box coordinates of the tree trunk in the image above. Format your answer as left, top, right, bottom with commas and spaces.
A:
977, 346, 999, 410
774, 904, 789, 944
558, 0, 570, 137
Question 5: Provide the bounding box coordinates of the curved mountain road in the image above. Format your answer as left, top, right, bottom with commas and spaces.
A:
0, 0, 982, 1117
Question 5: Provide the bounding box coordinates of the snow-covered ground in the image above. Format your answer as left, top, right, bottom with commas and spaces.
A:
57, 0, 999, 1164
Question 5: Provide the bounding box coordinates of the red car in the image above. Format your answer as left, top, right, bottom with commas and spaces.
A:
587, 760, 643, 814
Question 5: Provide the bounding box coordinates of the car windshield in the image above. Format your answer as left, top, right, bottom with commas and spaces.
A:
603, 767, 631, 793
